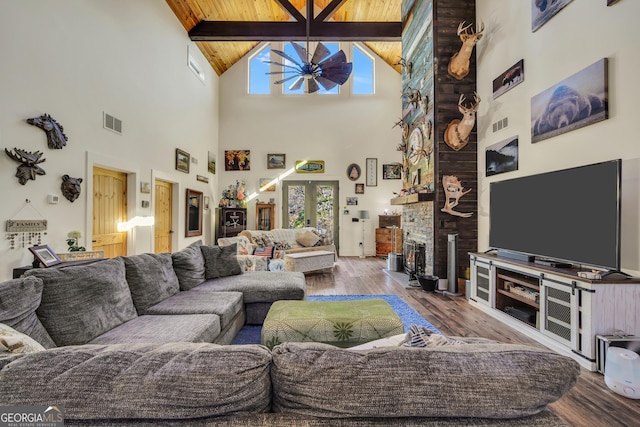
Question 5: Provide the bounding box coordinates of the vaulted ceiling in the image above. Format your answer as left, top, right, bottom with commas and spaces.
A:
166, 0, 403, 76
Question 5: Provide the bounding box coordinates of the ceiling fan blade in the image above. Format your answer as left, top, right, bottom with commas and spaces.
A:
306, 78, 320, 94
288, 77, 304, 91
263, 60, 302, 71
289, 42, 309, 64
272, 49, 303, 68
275, 74, 303, 85
311, 42, 332, 65
320, 63, 353, 85
318, 50, 347, 66
315, 76, 338, 91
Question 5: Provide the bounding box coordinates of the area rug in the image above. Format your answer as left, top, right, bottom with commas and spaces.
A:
231, 294, 440, 345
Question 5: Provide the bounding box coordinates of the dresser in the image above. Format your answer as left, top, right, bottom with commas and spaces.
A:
215, 207, 247, 241
375, 228, 403, 258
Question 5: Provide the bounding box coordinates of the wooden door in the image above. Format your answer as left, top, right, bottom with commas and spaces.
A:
154, 179, 173, 253
92, 167, 127, 258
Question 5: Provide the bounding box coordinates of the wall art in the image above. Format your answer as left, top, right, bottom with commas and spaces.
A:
346, 197, 358, 206
61, 175, 83, 202
140, 182, 151, 193
4, 148, 46, 185
493, 59, 524, 99
486, 136, 519, 177
531, 58, 608, 143
382, 163, 402, 180
208, 151, 216, 174
267, 153, 286, 169
196, 175, 209, 184
532, 0, 573, 32
346, 163, 361, 181
259, 178, 276, 192
444, 93, 481, 151
26, 113, 67, 149
176, 148, 190, 173
295, 160, 324, 173
355, 183, 365, 194
224, 150, 251, 171
441, 175, 473, 218
366, 158, 377, 186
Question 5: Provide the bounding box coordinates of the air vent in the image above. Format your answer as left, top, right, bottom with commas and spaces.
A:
103, 112, 122, 135
492, 117, 509, 133
188, 46, 205, 83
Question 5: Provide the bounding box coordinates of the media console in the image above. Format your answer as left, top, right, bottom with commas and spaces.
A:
469, 252, 640, 371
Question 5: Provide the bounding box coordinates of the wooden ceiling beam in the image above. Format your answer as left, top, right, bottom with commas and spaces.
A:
315, 0, 349, 22
188, 20, 401, 41
272, 0, 305, 22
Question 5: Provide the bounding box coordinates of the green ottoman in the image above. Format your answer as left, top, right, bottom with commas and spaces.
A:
261, 299, 404, 349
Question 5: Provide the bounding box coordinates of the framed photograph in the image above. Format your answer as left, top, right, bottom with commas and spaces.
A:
531, 58, 608, 143
140, 181, 151, 194
176, 148, 190, 174
208, 151, 216, 174
185, 188, 203, 237
29, 245, 62, 267
141, 200, 150, 208
486, 136, 519, 177
224, 150, 251, 171
259, 178, 276, 192
196, 174, 209, 184
532, 0, 573, 32
295, 160, 325, 173
383, 163, 402, 180
366, 158, 378, 186
355, 183, 365, 194
346, 197, 358, 206
346, 163, 361, 181
267, 153, 286, 169
493, 59, 524, 99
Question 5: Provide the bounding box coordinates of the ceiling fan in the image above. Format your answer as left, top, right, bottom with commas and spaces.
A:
264, 3, 353, 93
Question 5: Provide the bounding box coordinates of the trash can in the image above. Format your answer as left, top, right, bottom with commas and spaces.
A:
417, 275, 439, 292
387, 253, 403, 272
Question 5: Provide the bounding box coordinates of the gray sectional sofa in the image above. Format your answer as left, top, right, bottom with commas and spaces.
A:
0, 240, 581, 425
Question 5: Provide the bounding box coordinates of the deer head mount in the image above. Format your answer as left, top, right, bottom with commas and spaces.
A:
4, 148, 46, 185
448, 20, 484, 81
444, 92, 481, 151
395, 57, 413, 79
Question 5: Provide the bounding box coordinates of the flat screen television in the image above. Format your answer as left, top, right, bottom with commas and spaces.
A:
489, 159, 621, 270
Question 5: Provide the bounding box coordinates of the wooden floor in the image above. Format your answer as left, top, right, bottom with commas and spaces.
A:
304, 256, 639, 427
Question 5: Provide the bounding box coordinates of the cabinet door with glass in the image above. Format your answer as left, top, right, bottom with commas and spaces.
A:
256, 203, 275, 230
470, 256, 493, 306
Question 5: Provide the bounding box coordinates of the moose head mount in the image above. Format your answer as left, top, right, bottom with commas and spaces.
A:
448, 20, 484, 81
444, 92, 481, 151
4, 148, 46, 185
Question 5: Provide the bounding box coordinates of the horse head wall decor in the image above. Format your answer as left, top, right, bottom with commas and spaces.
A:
26, 113, 68, 149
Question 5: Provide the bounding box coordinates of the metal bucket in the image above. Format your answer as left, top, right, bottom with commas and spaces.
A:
387, 253, 403, 272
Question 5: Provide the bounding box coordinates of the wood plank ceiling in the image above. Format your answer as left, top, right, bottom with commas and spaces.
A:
166, 0, 403, 76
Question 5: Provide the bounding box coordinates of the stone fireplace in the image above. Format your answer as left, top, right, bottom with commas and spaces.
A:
401, 201, 434, 276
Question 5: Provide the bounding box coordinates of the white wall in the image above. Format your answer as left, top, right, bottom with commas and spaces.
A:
476, 0, 640, 276
0, 0, 219, 280
218, 43, 402, 256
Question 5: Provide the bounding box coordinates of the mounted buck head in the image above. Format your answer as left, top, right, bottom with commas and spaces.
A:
444, 92, 481, 151
448, 20, 485, 81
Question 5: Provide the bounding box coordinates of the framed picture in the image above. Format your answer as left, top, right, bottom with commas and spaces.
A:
259, 178, 276, 192
531, 58, 608, 143
185, 188, 203, 237
267, 153, 286, 169
196, 174, 209, 184
355, 183, 365, 194
493, 59, 524, 99
208, 151, 216, 174
383, 163, 402, 180
347, 163, 361, 181
140, 181, 151, 194
29, 245, 62, 267
295, 160, 325, 173
346, 197, 358, 206
176, 148, 190, 174
366, 158, 377, 186
532, 0, 573, 32
486, 136, 519, 177
224, 150, 251, 171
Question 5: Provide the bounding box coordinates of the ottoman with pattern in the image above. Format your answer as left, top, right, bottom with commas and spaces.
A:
261, 299, 404, 349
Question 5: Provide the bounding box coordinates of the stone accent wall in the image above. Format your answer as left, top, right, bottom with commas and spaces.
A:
402, 202, 435, 275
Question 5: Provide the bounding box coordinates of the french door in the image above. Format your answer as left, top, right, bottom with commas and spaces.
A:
282, 180, 339, 252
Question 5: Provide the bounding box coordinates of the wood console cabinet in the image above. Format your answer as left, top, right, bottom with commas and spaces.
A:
214, 207, 246, 241
469, 252, 640, 371
375, 228, 402, 258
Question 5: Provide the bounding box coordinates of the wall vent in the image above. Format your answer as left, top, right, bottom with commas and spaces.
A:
188, 46, 205, 83
492, 117, 509, 133
103, 112, 122, 135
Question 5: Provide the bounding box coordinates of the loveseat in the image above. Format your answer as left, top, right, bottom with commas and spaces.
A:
239, 227, 337, 259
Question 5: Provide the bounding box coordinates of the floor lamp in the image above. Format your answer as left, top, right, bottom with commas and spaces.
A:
358, 210, 369, 258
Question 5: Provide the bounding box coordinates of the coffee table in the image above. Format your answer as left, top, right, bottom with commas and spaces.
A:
261, 299, 404, 349
284, 250, 334, 273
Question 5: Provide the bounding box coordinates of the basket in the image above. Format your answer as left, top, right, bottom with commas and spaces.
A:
58, 251, 105, 262
510, 285, 539, 302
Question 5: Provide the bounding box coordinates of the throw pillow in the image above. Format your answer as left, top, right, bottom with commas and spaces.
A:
171, 240, 205, 291
401, 324, 466, 348
0, 323, 45, 354
273, 240, 292, 250
296, 230, 321, 247
253, 233, 274, 247
217, 236, 253, 255
0, 275, 56, 348
253, 245, 274, 258
268, 259, 285, 272
123, 253, 180, 314
201, 243, 243, 279
237, 255, 268, 272
26, 258, 138, 347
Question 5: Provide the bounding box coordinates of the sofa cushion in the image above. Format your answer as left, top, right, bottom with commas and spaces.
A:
194, 271, 305, 304
201, 244, 243, 279
271, 341, 580, 419
0, 276, 56, 348
26, 258, 138, 346
218, 236, 253, 255
237, 255, 269, 272
88, 314, 221, 345
295, 230, 320, 247
123, 253, 180, 314
0, 323, 45, 354
0, 343, 272, 421
171, 240, 206, 291
144, 291, 243, 330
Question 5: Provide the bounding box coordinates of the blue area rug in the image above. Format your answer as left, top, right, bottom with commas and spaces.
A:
231, 294, 440, 345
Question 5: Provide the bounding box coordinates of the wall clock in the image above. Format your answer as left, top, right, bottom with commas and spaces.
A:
347, 163, 361, 181
407, 127, 424, 165
366, 158, 377, 186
